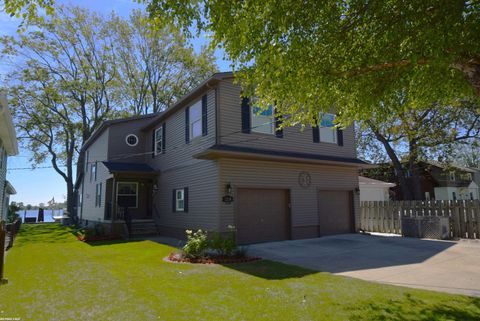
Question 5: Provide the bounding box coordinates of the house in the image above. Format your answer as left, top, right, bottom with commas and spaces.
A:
0, 94, 19, 221
75, 72, 368, 244
358, 176, 395, 202
362, 160, 479, 201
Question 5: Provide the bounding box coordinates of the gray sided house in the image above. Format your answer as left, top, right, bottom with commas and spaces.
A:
76, 72, 368, 244
0, 94, 19, 221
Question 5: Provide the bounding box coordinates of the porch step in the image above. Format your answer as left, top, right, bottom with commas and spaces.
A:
128, 220, 159, 236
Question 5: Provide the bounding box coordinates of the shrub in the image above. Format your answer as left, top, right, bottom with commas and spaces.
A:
183, 229, 209, 259
209, 232, 237, 256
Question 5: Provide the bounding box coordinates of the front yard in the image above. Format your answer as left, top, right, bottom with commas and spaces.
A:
1, 224, 479, 320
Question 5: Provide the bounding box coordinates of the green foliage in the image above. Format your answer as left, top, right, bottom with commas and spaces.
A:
209, 231, 237, 256
182, 229, 209, 259
147, 0, 480, 126
7, 203, 21, 223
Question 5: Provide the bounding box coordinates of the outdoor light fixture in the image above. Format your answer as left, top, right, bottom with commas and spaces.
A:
222, 183, 234, 204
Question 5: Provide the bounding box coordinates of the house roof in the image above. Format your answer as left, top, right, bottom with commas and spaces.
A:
81, 113, 161, 153
424, 160, 476, 173
195, 144, 373, 168
0, 93, 19, 155
142, 72, 234, 131
5, 180, 16, 195
359, 176, 396, 187
102, 161, 157, 174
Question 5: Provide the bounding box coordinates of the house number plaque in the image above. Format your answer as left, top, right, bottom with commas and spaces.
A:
298, 171, 311, 188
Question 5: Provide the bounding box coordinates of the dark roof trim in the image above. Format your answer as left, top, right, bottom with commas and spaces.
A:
195, 144, 372, 167
142, 72, 234, 132
81, 113, 161, 153
102, 161, 157, 174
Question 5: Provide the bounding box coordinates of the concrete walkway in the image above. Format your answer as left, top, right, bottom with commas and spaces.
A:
248, 234, 480, 297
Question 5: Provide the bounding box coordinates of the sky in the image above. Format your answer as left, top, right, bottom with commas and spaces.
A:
1, 0, 231, 206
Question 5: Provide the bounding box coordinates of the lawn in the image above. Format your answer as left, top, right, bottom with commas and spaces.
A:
1, 224, 479, 321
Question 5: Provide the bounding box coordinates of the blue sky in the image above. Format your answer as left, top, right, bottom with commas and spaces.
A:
1, 0, 231, 206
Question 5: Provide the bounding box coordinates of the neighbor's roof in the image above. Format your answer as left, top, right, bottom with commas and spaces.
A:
0, 93, 19, 155
81, 113, 162, 153
102, 161, 157, 174
5, 180, 16, 195
359, 176, 396, 187
143, 72, 234, 131
424, 160, 476, 173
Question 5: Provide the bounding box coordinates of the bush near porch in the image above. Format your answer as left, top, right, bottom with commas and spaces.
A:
1, 224, 479, 321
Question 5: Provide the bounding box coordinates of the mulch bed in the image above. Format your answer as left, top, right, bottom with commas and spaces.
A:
76, 235, 122, 242
167, 252, 261, 264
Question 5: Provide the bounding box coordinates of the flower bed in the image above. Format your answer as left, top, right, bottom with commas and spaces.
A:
167, 252, 261, 264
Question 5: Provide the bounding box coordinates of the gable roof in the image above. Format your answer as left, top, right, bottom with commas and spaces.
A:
359, 176, 396, 187
81, 113, 161, 153
0, 93, 19, 155
142, 72, 234, 131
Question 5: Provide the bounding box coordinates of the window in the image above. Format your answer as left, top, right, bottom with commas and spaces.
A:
90, 162, 97, 182
95, 183, 102, 207
452, 192, 457, 201
117, 182, 138, 208
155, 126, 163, 155
251, 104, 274, 134
425, 192, 430, 200
189, 100, 202, 139
319, 113, 337, 144
175, 189, 185, 212
449, 171, 456, 181
471, 192, 474, 200
460, 173, 472, 181
125, 134, 138, 146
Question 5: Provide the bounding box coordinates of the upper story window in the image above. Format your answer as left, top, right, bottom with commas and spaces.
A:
251, 105, 274, 134
460, 173, 472, 181
90, 162, 97, 182
155, 126, 163, 155
125, 134, 138, 147
189, 100, 202, 139
319, 113, 337, 144
449, 171, 456, 181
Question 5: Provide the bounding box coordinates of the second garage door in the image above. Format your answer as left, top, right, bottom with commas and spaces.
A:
318, 190, 354, 236
236, 188, 290, 244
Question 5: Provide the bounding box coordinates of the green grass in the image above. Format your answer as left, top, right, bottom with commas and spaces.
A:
1, 224, 479, 321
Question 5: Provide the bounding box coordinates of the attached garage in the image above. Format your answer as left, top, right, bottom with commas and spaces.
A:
318, 190, 354, 236
236, 188, 290, 244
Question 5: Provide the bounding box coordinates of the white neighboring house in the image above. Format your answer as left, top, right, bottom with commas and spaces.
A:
434, 182, 479, 201
0, 93, 19, 221
359, 176, 395, 202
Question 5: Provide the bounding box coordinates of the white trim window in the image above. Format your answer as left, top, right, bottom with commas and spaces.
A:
319, 113, 337, 144
155, 126, 163, 155
95, 182, 102, 207
117, 182, 138, 208
175, 189, 185, 212
189, 100, 202, 139
449, 171, 456, 181
90, 162, 97, 182
251, 104, 274, 134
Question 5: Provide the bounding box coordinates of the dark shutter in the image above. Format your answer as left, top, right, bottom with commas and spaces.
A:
241, 97, 251, 134
184, 187, 189, 213
162, 123, 166, 153
151, 130, 155, 158
312, 126, 320, 143
202, 94, 208, 136
185, 107, 190, 143
99, 182, 102, 207
337, 128, 344, 146
275, 109, 283, 138
172, 189, 177, 213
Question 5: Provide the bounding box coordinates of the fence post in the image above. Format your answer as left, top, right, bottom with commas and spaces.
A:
0, 221, 7, 285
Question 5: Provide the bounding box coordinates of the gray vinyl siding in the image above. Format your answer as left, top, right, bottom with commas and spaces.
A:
219, 158, 360, 232
108, 118, 153, 163
0, 140, 6, 220
217, 80, 357, 158
154, 160, 220, 231
146, 89, 216, 172
81, 129, 110, 222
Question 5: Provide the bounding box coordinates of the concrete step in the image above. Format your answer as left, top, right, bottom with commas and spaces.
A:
129, 221, 158, 236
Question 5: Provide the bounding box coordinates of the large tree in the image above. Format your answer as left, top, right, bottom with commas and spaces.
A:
357, 98, 480, 200
146, 0, 480, 125
1, 5, 216, 216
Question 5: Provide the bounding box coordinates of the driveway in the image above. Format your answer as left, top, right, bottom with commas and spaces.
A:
248, 233, 480, 297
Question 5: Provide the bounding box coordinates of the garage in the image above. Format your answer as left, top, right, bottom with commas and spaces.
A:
318, 190, 354, 236
236, 188, 290, 244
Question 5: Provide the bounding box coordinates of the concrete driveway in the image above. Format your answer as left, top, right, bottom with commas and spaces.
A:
248, 234, 480, 297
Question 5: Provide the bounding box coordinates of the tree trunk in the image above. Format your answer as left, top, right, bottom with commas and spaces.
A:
408, 140, 424, 200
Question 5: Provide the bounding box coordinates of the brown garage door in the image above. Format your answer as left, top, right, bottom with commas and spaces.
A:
318, 190, 353, 236
236, 188, 290, 244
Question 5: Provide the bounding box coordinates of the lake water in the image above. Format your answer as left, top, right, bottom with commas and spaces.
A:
17, 210, 64, 223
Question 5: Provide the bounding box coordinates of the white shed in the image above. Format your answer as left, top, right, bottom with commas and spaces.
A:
359, 176, 395, 202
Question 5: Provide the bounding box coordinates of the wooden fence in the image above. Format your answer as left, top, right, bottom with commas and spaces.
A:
359, 200, 480, 239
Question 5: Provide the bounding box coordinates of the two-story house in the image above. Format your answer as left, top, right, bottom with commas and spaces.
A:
0, 94, 18, 222
76, 72, 367, 244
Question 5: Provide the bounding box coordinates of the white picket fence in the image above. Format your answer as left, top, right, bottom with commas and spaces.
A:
360, 200, 480, 239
